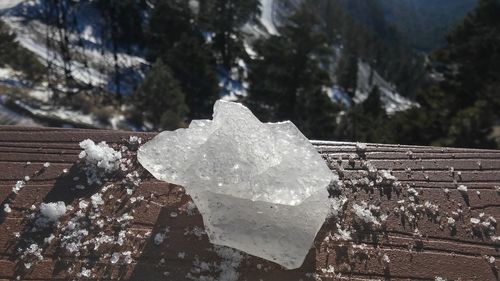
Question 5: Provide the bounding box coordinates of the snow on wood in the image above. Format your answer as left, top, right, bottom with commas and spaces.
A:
0, 125, 499, 281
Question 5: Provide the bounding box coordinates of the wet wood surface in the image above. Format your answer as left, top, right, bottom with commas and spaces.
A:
0, 126, 498, 280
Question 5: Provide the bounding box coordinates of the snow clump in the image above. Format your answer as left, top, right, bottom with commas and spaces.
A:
36, 201, 68, 227
79, 139, 122, 185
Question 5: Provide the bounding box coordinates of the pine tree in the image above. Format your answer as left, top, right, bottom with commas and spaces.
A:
417, 0, 500, 148
146, 0, 194, 61
209, 0, 260, 68
162, 34, 220, 119
362, 86, 384, 116
146, 0, 220, 119
247, 4, 340, 139
134, 59, 189, 130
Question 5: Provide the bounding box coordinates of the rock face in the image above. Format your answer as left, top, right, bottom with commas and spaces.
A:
138, 100, 335, 269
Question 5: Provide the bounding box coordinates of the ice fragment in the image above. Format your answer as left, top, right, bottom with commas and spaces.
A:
138, 100, 335, 269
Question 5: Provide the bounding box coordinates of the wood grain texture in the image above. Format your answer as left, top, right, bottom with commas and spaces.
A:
0, 126, 498, 281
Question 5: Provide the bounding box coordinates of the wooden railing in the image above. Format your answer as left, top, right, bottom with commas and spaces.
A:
0, 126, 499, 280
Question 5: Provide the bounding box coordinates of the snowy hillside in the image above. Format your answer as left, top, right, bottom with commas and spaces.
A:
2, 1, 147, 93
0, 0, 25, 11
354, 62, 416, 114
253, 0, 416, 114
0, 0, 416, 128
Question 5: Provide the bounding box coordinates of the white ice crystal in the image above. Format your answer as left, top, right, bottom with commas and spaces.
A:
138, 100, 335, 269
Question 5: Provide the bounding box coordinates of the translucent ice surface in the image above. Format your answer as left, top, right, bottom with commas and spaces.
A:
138, 100, 335, 269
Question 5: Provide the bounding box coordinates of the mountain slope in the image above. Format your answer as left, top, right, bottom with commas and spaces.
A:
379, 0, 476, 51
253, 0, 417, 114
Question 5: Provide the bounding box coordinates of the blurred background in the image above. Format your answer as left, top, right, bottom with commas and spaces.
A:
0, 0, 498, 148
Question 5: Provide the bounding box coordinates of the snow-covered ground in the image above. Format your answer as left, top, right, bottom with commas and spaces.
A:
2, 1, 147, 94
0, 101, 38, 126
260, 0, 278, 35
354, 62, 417, 114
0, 0, 25, 11
0, 0, 415, 129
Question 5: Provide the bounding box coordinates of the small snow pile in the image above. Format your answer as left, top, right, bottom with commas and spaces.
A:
138, 100, 336, 269
12, 180, 25, 194
470, 213, 497, 239
352, 201, 385, 229
3, 203, 11, 213
457, 185, 468, 193
79, 139, 122, 185
19, 243, 43, 268
36, 201, 67, 227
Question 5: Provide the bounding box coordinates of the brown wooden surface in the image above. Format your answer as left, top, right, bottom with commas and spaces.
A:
0, 125, 499, 280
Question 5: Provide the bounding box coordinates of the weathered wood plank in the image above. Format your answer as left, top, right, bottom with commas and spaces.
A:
0, 126, 498, 281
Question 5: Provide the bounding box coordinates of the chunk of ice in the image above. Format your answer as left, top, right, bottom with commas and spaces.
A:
138, 100, 335, 269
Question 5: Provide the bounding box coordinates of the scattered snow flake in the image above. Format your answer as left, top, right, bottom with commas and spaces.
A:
44, 234, 55, 244
447, 217, 456, 228
128, 135, 142, 144
178, 252, 186, 259
3, 203, 12, 213
406, 150, 413, 158
122, 251, 133, 264
154, 232, 167, 245
457, 185, 468, 193
79, 200, 89, 209
80, 267, 91, 277
484, 255, 496, 265
321, 264, 335, 274
116, 230, 127, 246
184, 226, 205, 238
382, 254, 390, 265
110, 252, 120, 264
185, 201, 197, 216
90, 193, 104, 207
12, 180, 25, 194
43, 162, 50, 168
407, 188, 419, 197
471, 218, 481, 225
24, 176, 30, 182
352, 201, 381, 227
355, 142, 367, 152
334, 226, 351, 241
116, 213, 134, 223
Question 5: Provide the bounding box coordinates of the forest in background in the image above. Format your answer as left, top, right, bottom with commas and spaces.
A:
0, 0, 499, 149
